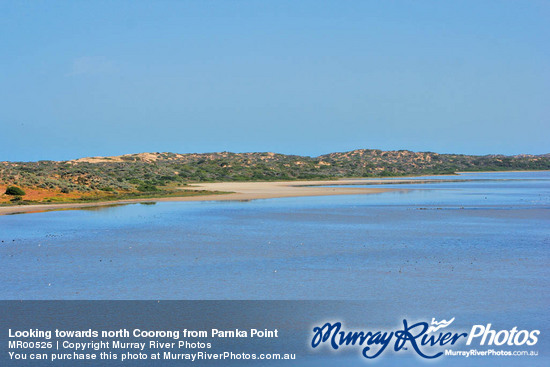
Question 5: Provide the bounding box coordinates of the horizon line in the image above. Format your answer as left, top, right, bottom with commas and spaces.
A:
2, 148, 549, 164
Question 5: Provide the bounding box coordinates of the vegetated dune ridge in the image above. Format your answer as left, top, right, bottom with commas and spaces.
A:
0, 148, 548, 211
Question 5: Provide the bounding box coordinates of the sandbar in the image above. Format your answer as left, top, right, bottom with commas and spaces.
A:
0, 179, 393, 215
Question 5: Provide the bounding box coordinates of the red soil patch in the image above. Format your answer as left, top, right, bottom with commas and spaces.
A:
0, 185, 90, 204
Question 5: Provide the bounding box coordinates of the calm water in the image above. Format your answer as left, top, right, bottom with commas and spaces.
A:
1, 171, 548, 365
0, 171, 548, 300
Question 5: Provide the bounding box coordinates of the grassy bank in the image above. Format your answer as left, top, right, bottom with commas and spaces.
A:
0, 188, 228, 207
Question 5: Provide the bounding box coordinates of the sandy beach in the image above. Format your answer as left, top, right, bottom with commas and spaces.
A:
0, 179, 393, 215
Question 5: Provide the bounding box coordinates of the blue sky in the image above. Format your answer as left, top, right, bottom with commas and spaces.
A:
1, 1, 548, 161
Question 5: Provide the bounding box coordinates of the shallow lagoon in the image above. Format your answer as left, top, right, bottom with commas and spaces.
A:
0, 172, 547, 301
1, 171, 548, 365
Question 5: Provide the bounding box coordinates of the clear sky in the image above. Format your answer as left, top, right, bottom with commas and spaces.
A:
1, 1, 548, 161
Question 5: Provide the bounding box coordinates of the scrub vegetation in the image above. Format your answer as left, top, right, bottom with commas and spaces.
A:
1, 149, 548, 205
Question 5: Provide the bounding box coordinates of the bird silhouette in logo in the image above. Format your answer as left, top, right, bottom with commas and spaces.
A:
427, 318, 455, 333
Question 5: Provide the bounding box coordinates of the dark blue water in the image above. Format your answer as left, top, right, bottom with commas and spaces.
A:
0, 171, 548, 365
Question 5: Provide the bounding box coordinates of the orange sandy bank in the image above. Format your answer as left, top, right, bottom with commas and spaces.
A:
0, 179, 394, 215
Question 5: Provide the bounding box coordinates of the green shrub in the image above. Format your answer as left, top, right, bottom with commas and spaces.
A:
137, 183, 159, 192
5, 186, 26, 196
